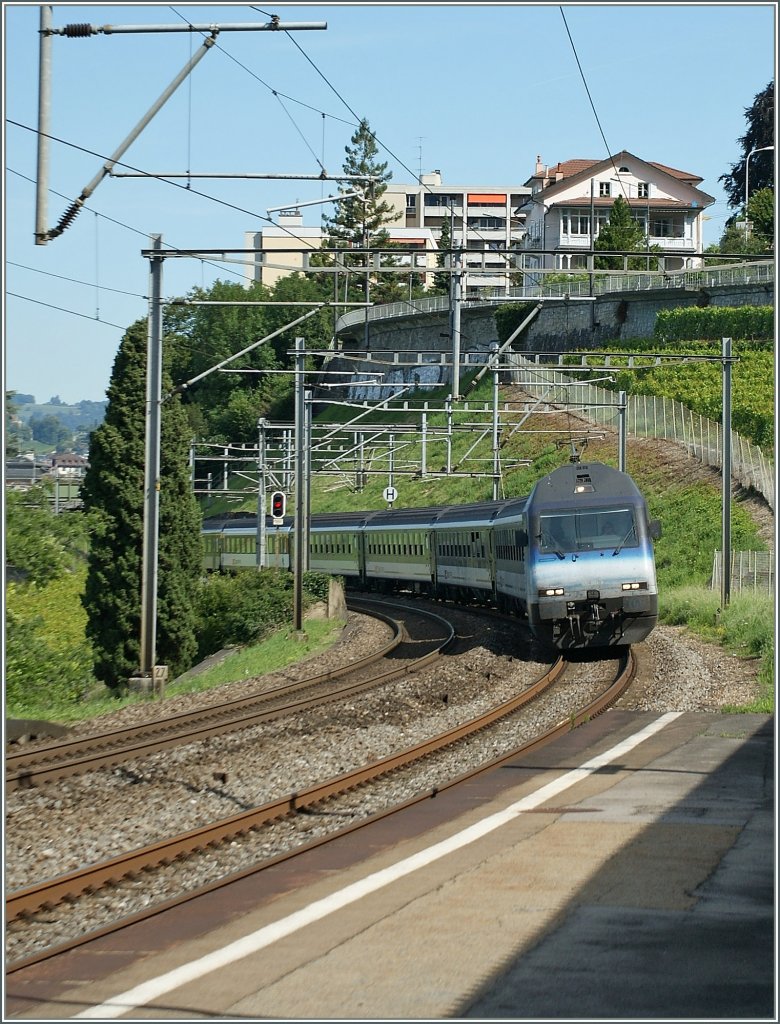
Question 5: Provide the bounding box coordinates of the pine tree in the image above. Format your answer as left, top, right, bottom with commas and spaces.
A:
320, 118, 403, 305
432, 216, 452, 295
594, 196, 649, 270
81, 320, 202, 692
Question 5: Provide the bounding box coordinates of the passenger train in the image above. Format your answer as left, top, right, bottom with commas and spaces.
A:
202, 461, 661, 650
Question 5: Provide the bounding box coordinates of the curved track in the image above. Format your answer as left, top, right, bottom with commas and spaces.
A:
6, 600, 449, 792
6, 646, 634, 969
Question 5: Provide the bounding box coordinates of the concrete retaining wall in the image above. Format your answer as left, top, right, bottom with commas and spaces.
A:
323, 282, 773, 393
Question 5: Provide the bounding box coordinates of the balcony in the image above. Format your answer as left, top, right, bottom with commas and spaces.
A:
557, 233, 695, 252
466, 204, 508, 218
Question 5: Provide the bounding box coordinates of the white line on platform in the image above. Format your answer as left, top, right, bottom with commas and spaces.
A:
73, 712, 682, 1019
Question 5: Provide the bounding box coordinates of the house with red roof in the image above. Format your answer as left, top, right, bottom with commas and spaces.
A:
516, 151, 715, 273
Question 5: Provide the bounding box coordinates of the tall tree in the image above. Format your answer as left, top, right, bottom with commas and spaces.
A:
81, 320, 202, 692
432, 216, 452, 295
319, 118, 402, 306
594, 196, 654, 270
719, 80, 774, 210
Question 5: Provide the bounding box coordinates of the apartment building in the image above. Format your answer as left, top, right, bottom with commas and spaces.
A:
243, 155, 714, 295
243, 210, 438, 290
516, 151, 715, 272
383, 171, 531, 297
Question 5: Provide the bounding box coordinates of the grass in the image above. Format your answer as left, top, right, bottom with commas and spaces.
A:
7, 617, 347, 725
659, 586, 774, 713
165, 618, 347, 696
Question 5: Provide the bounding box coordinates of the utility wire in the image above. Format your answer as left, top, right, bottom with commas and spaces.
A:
7, 291, 128, 330
559, 7, 628, 199
7, 260, 146, 298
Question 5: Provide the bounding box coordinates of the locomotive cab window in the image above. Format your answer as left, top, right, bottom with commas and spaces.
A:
539, 508, 637, 553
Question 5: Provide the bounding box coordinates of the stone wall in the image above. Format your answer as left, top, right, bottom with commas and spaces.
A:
321, 282, 773, 395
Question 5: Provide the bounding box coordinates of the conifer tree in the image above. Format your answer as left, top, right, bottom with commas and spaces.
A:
432, 216, 452, 296
594, 196, 652, 270
81, 320, 202, 692
320, 118, 403, 305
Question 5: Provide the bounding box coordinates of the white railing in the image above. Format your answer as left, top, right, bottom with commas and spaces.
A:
505, 355, 775, 510
334, 260, 774, 331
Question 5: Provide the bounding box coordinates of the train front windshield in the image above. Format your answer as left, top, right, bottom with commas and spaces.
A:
539, 508, 637, 554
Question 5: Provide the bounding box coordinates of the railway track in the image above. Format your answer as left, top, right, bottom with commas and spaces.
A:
5, 599, 450, 793
6, 644, 634, 970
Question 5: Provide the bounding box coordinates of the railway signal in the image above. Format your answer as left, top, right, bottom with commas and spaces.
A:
271, 491, 286, 522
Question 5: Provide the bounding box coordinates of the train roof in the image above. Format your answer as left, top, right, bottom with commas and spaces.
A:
528, 461, 643, 507
432, 497, 527, 526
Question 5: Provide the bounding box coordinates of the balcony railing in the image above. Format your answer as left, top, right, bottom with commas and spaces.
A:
558, 234, 694, 251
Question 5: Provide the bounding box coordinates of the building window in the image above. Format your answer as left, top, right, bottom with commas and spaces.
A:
599, 181, 611, 197
637, 182, 650, 198
562, 211, 591, 235
424, 194, 453, 208
653, 216, 686, 238
406, 194, 417, 211
467, 217, 506, 231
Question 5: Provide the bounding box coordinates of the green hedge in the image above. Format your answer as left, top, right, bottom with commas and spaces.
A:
655, 305, 774, 343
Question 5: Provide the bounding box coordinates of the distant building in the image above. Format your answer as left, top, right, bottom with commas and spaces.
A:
243, 210, 439, 290
5, 452, 88, 498
383, 171, 531, 297
4, 454, 49, 490
50, 452, 89, 477
515, 151, 715, 272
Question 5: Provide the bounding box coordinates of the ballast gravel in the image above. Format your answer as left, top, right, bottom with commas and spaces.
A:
5, 612, 764, 965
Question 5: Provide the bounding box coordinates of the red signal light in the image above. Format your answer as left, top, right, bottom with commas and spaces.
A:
270, 491, 286, 518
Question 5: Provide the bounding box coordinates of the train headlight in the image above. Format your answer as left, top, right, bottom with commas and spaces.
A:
540, 587, 565, 597
622, 581, 648, 591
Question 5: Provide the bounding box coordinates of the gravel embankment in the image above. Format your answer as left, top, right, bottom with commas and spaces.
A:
5, 612, 765, 964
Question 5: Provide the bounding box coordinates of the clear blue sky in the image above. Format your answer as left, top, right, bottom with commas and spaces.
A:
4, 2, 776, 405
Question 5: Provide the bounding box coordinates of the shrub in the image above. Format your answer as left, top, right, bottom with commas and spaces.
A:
5, 575, 96, 714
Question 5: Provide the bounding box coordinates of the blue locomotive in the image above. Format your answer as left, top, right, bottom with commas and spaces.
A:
202, 461, 660, 650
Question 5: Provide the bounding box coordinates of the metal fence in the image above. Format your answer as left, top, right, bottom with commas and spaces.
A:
711, 550, 775, 595
505, 355, 775, 510
336, 259, 775, 332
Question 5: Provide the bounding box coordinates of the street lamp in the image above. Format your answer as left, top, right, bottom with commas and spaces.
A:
744, 145, 774, 238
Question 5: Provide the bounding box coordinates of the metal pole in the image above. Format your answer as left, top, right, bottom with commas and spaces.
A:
257, 418, 267, 568
744, 146, 774, 239
304, 390, 312, 572
35, 6, 52, 244
589, 178, 595, 296
721, 337, 732, 609
452, 251, 462, 399
618, 389, 627, 472
491, 342, 500, 500
421, 410, 428, 479
140, 234, 164, 680
293, 339, 305, 631
446, 394, 453, 473
47, 34, 219, 240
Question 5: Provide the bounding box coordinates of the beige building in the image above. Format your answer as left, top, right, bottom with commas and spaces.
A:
243, 211, 438, 290
243, 171, 531, 298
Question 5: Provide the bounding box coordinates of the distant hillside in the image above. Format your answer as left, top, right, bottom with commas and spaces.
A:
15, 398, 107, 431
